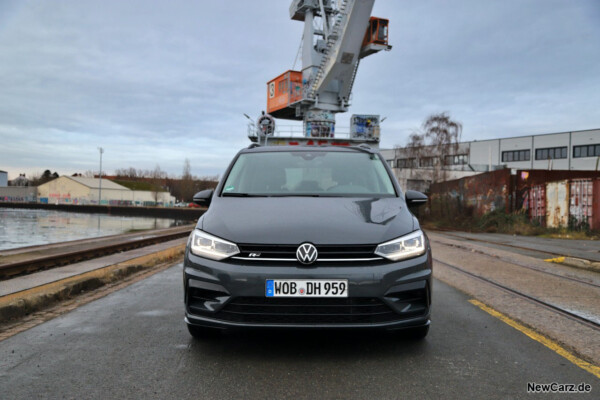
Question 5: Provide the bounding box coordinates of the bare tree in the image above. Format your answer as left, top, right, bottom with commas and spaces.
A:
180, 158, 194, 202
114, 167, 138, 179
151, 164, 166, 205
394, 112, 463, 186
423, 112, 462, 182
29, 169, 60, 186
112, 163, 219, 204
194, 175, 220, 192
398, 131, 426, 166
423, 113, 461, 156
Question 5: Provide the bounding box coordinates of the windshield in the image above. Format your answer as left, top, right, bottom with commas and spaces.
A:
221, 151, 397, 197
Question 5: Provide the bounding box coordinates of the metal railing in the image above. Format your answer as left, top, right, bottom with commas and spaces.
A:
248, 123, 354, 139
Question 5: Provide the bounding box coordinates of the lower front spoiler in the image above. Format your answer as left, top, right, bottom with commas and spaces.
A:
185, 312, 430, 332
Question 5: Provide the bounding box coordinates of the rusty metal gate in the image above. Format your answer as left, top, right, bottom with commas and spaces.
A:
529, 184, 546, 226
546, 180, 569, 228
569, 179, 594, 229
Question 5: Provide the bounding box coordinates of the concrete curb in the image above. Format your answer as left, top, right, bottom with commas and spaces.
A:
0, 244, 186, 323
545, 256, 600, 272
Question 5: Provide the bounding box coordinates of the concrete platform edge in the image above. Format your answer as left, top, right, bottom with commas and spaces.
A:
0, 244, 186, 323
556, 257, 600, 272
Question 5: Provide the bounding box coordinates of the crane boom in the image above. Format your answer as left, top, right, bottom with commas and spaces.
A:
307, 0, 375, 107
255, 0, 391, 146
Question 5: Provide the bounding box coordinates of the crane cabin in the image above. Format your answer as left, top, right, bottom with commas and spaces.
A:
361, 17, 390, 57
266, 70, 303, 120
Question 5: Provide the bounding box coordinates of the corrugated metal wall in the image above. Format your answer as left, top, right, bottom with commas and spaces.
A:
427, 169, 600, 230
428, 169, 511, 218
546, 180, 569, 228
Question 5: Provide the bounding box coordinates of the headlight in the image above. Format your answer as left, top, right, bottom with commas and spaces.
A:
375, 230, 426, 261
190, 230, 239, 260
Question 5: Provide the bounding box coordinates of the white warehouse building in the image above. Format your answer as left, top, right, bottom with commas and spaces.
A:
37, 176, 175, 206
0, 170, 7, 187
381, 128, 600, 192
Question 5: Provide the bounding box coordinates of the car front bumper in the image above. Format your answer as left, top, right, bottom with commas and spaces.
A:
183, 248, 432, 330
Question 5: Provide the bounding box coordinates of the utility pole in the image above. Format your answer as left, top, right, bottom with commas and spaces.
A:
98, 147, 104, 205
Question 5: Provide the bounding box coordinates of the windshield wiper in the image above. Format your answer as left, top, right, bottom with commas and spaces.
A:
268, 194, 324, 197
222, 193, 268, 197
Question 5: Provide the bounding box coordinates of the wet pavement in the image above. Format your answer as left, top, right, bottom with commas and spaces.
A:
0, 264, 597, 400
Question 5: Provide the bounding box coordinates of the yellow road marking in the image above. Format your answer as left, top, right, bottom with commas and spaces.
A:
468, 299, 600, 379
544, 256, 565, 263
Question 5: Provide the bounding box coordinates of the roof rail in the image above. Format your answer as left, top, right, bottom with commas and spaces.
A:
351, 143, 376, 154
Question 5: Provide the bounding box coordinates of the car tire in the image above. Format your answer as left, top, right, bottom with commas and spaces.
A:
406, 325, 429, 340
187, 324, 222, 339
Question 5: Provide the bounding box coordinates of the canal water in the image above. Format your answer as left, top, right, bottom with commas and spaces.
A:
0, 208, 190, 250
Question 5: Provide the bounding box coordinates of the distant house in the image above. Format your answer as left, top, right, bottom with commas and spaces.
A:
0, 173, 37, 202
10, 174, 30, 187
36, 176, 175, 206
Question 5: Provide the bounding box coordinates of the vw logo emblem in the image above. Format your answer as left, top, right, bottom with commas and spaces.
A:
296, 243, 318, 265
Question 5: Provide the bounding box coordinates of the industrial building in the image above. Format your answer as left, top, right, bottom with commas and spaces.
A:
381, 128, 600, 192
0, 171, 37, 202
426, 169, 600, 230
36, 176, 175, 206
0, 187, 38, 203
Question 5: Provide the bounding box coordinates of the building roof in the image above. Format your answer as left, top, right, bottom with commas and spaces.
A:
67, 176, 130, 190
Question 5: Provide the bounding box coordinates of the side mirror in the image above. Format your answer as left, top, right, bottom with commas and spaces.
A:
193, 189, 214, 207
405, 190, 428, 208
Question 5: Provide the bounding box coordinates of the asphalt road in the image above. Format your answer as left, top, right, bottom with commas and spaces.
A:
0, 264, 597, 399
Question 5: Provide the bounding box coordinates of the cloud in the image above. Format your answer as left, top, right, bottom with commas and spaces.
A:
0, 0, 599, 179
360, 0, 600, 147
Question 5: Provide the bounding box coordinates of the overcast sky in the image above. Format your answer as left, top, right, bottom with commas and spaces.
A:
0, 0, 599, 180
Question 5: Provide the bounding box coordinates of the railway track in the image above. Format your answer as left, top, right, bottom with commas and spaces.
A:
0, 225, 194, 280
433, 230, 599, 263
429, 237, 600, 290
434, 257, 600, 332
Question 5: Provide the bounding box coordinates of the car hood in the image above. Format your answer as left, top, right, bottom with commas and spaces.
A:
199, 197, 415, 245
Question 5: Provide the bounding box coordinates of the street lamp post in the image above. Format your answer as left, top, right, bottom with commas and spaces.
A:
98, 147, 104, 205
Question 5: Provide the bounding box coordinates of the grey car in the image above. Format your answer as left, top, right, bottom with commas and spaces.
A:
183, 144, 432, 338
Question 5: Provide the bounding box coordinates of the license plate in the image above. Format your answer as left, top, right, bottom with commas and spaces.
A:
266, 279, 348, 297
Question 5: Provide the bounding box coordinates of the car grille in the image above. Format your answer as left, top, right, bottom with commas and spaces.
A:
233, 244, 382, 263
212, 297, 421, 324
